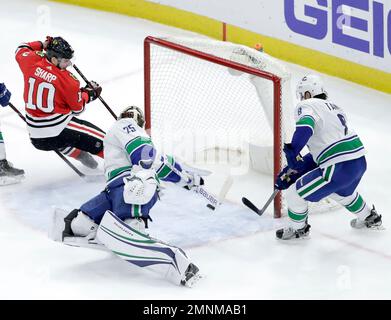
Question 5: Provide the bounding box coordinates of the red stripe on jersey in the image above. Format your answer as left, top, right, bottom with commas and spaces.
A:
68, 122, 105, 139
68, 148, 82, 159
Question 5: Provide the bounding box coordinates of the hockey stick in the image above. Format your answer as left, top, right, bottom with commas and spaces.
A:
242, 189, 279, 216
206, 174, 234, 210
163, 158, 231, 210
72, 64, 118, 119
8, 102, 86, 178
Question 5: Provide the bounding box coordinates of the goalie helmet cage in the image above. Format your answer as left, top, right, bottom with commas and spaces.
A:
144, 36, 287, 218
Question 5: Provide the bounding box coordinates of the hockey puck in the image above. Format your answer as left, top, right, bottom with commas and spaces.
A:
206, 204, 216, 210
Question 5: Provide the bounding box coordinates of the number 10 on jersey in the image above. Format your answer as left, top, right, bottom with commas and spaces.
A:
27, 77, 56, 113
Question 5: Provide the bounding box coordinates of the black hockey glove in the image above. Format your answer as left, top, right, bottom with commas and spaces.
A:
283, 143, 304, 170
274, 166, 300, 190
81, 81, 102, 103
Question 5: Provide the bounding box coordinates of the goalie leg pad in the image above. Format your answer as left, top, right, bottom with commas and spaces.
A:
49, 208, 69, 242
97, 210, 200, 286
49, 208, 105, 250
71, 211, 98, 239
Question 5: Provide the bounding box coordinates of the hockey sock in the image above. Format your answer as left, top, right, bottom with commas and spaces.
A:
331, 192, 371, 220
288, 208, 308, 229
286, 185, 309, 229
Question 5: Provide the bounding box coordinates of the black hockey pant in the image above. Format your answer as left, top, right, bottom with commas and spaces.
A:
30, 117, 105, 157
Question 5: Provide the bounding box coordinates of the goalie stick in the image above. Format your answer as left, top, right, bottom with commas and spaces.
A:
163, 159, 232, 210
197, 175, 233, 211
242, 189, 279, 216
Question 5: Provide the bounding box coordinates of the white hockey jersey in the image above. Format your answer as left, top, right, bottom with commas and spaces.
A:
104, 118, 187, 186
104, 118, 154, 183
294, 98, 365, 168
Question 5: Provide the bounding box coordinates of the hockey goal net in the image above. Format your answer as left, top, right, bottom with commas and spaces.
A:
144, 36, 335, 218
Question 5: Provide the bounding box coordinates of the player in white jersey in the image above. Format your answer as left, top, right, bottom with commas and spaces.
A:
50, 106, 203, 287
274, 75, 382, 240
0, 82, 25, 185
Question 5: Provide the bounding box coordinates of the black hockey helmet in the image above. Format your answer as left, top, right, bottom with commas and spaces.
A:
46, 37, 74, 60
118, 106, 145, 127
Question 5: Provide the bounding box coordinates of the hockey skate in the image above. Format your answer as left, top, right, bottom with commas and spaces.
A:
180, 263, 202, 288
276, 222, 311, 240
75, 151, 98, 169
0, 159, 25, 185
351, 206, 383, 229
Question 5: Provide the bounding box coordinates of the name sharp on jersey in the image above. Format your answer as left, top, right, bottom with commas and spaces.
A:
34, 67, 57, 83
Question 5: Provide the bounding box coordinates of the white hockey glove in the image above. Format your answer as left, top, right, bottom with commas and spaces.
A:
182, 171, 204, 190
123, 169, 158, 205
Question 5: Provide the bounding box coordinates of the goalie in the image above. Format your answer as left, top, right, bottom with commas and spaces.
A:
50, 106, 204, 287
274, 75, 382, 240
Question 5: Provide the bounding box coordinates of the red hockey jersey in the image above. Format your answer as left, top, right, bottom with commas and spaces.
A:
15, 41, 89, 138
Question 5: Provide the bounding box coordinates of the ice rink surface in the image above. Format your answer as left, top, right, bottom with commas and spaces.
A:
0, 0, 390, 299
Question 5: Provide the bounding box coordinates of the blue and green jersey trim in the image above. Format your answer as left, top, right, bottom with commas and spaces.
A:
316, 135, 364, 166
106, 165, 132, 183
156, 155, 176, 180
296, 115, 315, 133
297, 165, 335, 199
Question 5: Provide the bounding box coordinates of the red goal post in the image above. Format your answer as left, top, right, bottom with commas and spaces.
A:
144, 36, 285, 218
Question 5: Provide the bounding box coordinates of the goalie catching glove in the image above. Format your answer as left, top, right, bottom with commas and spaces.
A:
123, 168, 158, 205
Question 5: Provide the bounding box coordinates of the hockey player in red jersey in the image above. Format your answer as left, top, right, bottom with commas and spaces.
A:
15, 36, 105, 169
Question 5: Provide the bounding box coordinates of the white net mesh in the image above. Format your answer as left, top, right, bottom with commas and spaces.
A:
146, 36, 338, 215
148, 37, 294, 165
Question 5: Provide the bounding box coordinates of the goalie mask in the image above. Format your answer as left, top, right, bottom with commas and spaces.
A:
118, 106, 145, 128
296, 74, 328, 101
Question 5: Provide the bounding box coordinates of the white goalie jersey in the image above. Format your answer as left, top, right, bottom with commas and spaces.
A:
294, 98, 366, 168
103, 118, 192, 187
104, 118, 154, 183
